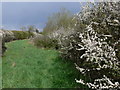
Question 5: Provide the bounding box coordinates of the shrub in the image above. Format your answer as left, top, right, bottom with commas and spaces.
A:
59, 2, 120, 89
0, 30, 13, 56
60, 23, 120, 89
0, 30, 35, 55
12, 31, 34, 40
32, 34, 58, 49
2, 40, 7, 56
2, 30, 14, 42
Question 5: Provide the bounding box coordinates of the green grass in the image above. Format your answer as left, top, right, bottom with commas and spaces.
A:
2, 40, 88, 88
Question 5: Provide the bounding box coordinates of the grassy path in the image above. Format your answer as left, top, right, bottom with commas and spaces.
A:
2, 40, 86, 88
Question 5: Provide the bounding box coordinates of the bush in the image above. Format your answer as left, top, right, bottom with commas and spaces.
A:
59, 2, 120, 89
32, 34, 58, 49
12, 31, 34, 40
60, 24, 120, 89
0, 30, 35, 55
2, 40, 7, 56
0, 30, 13, 56
2, 30, 14, 42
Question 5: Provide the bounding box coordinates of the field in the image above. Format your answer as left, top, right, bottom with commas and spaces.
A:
2, 40, 87, 88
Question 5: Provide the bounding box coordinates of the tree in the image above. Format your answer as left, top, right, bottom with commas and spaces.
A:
28, 25, 36, 32
36, 29, 39, 33
43, 8, 76, 35
20, 26, 27, 31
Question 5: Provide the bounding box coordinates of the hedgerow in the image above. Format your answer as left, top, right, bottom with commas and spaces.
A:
32, 34, 58, 49
12, 31, 34, 40
59, 2, 120, 89
0, 30, 35, 56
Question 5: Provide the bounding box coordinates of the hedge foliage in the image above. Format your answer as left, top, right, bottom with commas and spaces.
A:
12, 31, 34, 40
1, 30, 35, 56
32, 34, 58, 49
58, 2, 120, 89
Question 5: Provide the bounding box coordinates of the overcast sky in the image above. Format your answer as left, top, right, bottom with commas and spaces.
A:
2, 2, 80, 31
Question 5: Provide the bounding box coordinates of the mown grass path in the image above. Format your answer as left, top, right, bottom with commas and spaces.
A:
2, 40, 87, 88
